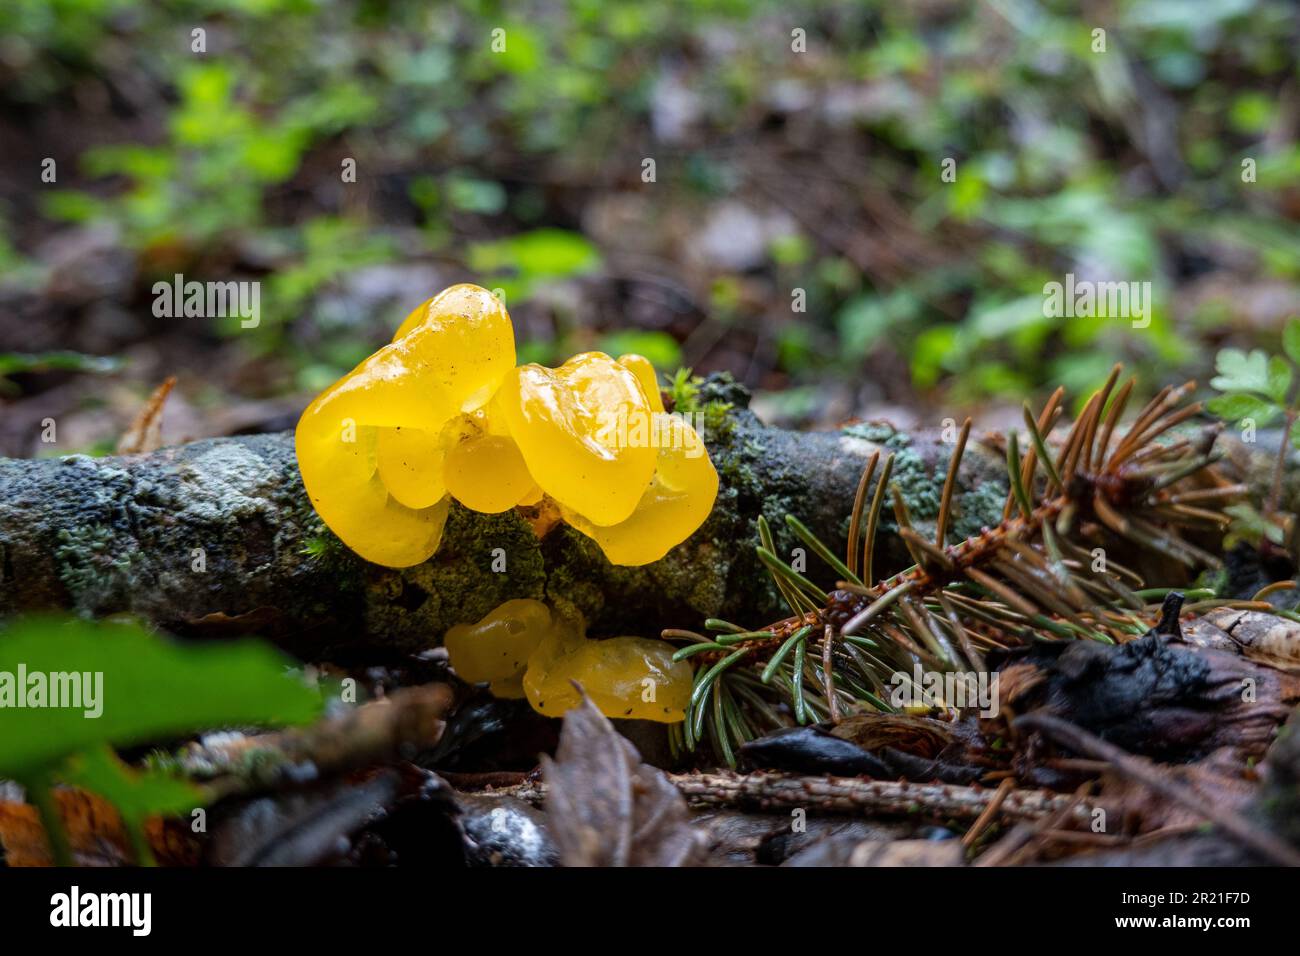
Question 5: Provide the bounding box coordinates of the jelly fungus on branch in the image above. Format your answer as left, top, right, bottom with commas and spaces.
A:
295, 284, 718, 568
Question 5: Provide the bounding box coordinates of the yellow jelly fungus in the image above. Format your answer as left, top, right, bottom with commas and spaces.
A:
390, 283, 518, 412
496, 352, 659, 526
445, 599, 691, 721
616, 353, 666, 413
295, 286, 513, 567
522, 617, 692, 723
444, 432, 536, 513
297, 285, 717, 569
488, 674, 528, 700
560, 413, 718, 565
444, 598, 553, 686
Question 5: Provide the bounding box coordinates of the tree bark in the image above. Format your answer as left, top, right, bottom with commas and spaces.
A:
0, 376, 1288, 656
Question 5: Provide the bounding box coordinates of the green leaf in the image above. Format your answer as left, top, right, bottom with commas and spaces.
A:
0, 351, 123, 378
1267, 356, 1293, 404
596, 330, 681, 370
1284, 318, 1300, 367
468, 229, 600, 281
39, 190, 106, 224
1291, 417, 1300, 451
446, 175, 507, 215
1224, 503, 1285, 546
1210, 348, 1275, 398
910, 326, 958, 389
58, 745, 203, 823
0, 616, 322, 777
1205, 393, 1281, 425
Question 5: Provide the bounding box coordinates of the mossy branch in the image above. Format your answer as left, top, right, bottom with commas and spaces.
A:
0, 376, 1290, 657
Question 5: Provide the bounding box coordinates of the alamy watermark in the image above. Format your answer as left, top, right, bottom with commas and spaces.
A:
593, 408, 708, 458
1043, 273, 1152, 329
50, 886, 150, 936
0, 665, 103, 718
152, 273, 261, 328
888, 664, 999, 718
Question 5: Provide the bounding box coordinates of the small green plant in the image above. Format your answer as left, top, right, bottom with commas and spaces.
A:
666, 367, 735, 442
0, 616, 322, 864
1207, 317, 1300, 552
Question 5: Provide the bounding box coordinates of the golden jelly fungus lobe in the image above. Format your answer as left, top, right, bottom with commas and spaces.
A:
444, 599, 552, 686
390, 284, 518, 412
616, 353, 665, 413
375, 424, 452, 510
560, 413, 718, 566
496, 352, 658, 526
295, 286, 513, 567
444, 432, 536, 513
523, 622, 693, 722
445, 600, 691, 721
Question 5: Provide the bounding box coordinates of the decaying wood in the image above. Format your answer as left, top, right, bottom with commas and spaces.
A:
0, 788, 200, 867
0, 379, 1010, 654
992, 630, 1300, 763
1202, 607, 1300, 672
1, 376, 1292, 655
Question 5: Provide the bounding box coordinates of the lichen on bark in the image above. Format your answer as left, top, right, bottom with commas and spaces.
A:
0, 375, 1278, 656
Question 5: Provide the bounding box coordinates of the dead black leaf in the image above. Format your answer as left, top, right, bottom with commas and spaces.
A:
209, 771, 403, 867
990, 630, 1299, 762
739, 724, 890, 777
541, 691, 702, 867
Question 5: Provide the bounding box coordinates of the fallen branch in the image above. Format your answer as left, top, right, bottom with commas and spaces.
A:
0, 379, 1012, 653
0, 376, 1285, 654
171, 684, 455, 798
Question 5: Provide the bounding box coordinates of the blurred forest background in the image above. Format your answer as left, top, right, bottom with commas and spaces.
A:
0, 0, 1296, 458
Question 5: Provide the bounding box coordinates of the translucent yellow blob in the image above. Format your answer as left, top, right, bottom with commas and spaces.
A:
375, 425, 449, 510
295, 286, 514, 567
444, 598, 553, 685
561, 414, 717, 565
616, 353, 665, 413
444, 433, 536, 514
296, 286, 717, 570
391, 284, 516, 412
496, 352, 658, 526
447, 599, 692, 722
522, 618, 693, 722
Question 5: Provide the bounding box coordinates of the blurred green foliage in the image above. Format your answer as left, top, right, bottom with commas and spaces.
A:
0, 0, 1295, 402
1208, 314, 1300, 446
0, 614, 323, 862
0, 615, 321, 776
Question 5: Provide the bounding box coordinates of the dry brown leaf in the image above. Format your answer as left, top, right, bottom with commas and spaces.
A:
116, 375, 177, 454
542, 691, 703, 867
1203, 608, 1300, 673
0, 789, 200, 867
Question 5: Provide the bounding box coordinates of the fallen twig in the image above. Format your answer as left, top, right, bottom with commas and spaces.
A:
480, 770, 1106, 825
173, 684, 455, 798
